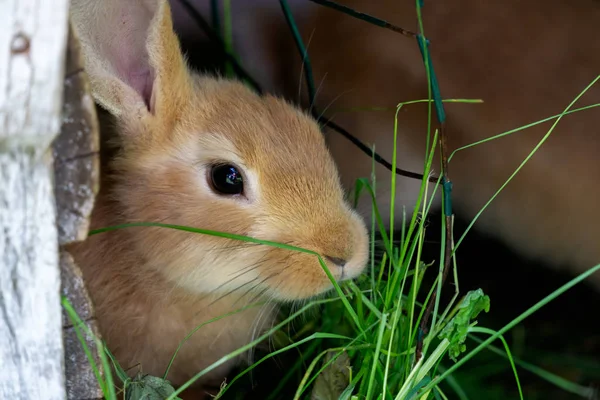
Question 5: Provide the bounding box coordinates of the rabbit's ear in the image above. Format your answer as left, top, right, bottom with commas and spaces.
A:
70, 0, 190, 122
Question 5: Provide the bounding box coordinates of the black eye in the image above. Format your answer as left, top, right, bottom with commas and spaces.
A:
209, 164, 244, 195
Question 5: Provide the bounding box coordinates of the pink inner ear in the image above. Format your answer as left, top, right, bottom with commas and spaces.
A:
126, 69, 154, 110
109, 7, 156, 110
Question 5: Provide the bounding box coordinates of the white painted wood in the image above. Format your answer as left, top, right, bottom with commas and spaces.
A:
0, 0, 70, 399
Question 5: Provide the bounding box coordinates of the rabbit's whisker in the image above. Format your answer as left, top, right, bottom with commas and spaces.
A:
309, 71, 328, 116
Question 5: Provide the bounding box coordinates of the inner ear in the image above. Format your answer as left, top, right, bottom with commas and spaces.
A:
71, 0, 190, 120
125, 68, 154, 111
110, 3, 156, 111
70, 0, 162, 116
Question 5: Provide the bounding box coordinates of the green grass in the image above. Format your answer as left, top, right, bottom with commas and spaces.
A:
62, 1, 600, 399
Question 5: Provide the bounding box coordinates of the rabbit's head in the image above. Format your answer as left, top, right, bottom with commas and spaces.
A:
71, 0, 369, 300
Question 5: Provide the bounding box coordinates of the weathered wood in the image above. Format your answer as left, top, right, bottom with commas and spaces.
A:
61, 252, 104, 400
53, 23, 104, 400
54, 23, 100, 247
0, 0, 70, 399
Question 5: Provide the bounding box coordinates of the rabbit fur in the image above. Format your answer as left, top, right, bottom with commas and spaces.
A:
67, 0, 369, 393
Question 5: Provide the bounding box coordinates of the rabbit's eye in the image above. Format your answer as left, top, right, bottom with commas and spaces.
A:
209, 164, 244, 195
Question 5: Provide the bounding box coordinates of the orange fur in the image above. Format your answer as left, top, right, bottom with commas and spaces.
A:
204, 0, 600, 289
67, 0, 368, 391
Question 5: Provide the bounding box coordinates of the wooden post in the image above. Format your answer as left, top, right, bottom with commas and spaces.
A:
0, 0, 70, 399
54, 24, 103, 400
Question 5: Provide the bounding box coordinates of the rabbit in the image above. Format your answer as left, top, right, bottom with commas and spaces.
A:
66, 0, 369, 396
173, 0, 600, 291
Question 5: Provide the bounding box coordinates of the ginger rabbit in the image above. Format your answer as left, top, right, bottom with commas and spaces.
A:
67, 0, 369, 394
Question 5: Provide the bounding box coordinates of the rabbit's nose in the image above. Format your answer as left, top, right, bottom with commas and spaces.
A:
325, 256, 347, 268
